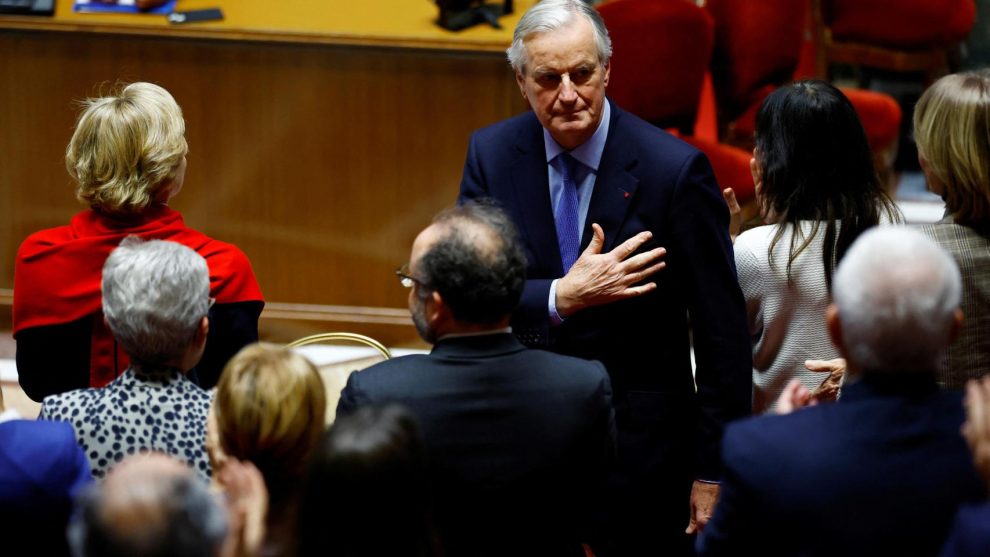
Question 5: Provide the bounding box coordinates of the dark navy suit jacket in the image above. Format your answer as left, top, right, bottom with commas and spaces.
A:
0, 419, 91, 556
337, 333, 616, 557
458, 104, 751, 486
699, 374, 986, 557
942, 503, 990, 557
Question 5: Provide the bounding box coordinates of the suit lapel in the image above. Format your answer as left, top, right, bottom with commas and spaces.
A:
584, 106, 640, 253
511, 117, 565, 275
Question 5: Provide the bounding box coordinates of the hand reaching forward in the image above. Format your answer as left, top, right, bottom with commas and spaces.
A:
554, 223, 667, 318
218, 459, 268, 557
775, 378, 817, 415
722, 188, 742, 244
805, 358, 846, 403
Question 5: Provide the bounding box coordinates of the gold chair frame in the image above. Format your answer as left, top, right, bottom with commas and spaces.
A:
286, 332, 392, 360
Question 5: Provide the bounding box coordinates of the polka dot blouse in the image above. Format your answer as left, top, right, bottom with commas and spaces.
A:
38, 368, 213, 481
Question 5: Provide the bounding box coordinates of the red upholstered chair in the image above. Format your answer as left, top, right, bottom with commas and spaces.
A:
818, 0, 977, 81
599, 0, 713, 133
598, 0, 756, 202
704, 0, 807, 138
700, 0, 901, 194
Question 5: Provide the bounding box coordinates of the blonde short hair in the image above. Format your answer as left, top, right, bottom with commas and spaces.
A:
213, 344, 326, 503
914, 71, 990, 224
66, 82, 188, 217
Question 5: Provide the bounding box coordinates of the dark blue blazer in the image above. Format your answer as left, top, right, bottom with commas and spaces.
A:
337, 333, 616, 557
698, 374, 986, 557
0, 419, 92, 556
458, 104, 751, 482
942, 503, 990, 557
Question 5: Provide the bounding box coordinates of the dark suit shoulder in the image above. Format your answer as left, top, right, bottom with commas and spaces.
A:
609, 104, 702, 161
344, 353, 433, 388
471, 110, 541, 144
943, 503, 990, 557
721, 388, 970, 485
0, 419, 77, 445
517, 347, 610, 382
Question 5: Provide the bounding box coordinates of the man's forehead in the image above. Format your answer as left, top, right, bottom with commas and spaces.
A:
522, 17, 598, 65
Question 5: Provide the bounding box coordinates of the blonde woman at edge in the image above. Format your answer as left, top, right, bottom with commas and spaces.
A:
915, 70, 990, 388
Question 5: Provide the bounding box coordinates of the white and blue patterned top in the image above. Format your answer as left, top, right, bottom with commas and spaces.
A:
38, 368, 212, 481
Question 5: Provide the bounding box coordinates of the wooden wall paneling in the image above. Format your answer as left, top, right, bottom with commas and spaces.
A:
0, 29, 527, 345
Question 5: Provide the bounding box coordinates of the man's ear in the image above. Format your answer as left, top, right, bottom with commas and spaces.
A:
428, 290, 448, 326
602, 61, 610, 88
826, 304, 845, 356
196, 316, 209, 345
950, 308, 964, 343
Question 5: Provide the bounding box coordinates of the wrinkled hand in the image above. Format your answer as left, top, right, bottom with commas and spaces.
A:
722, 188, 742, 244
555, 223, 666, 317
218, 459, 268, 557
775, 378, 817, 415
963, 376, 990, 488
805, 358, 846, 403
685, 481, 719, 535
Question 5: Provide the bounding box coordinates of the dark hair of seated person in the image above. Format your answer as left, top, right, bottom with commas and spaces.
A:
754, 79, 901, 290
295, 404, 442, 557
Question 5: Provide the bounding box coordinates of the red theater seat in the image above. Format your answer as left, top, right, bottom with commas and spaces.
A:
819, 0, 976, 81
825, 0, 976, 51
599, 0, 714, 133
598, 0, 755, 202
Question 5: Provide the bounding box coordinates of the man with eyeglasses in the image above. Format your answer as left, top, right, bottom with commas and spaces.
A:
338, 201, 616, 557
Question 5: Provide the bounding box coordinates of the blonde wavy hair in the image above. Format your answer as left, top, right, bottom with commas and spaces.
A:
66, 82, 188, 217
914, 71, 990, 225
213, 343, 326, 504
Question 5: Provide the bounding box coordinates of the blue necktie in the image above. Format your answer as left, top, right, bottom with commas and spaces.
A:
553, 153, 581, 273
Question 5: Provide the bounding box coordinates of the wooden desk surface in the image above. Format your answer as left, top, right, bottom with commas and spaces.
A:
0, 0, 534, 51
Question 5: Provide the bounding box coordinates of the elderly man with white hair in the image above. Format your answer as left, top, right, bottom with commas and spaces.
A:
39, 237, 214, 480
698, 227, 986, 556
458, 0, 751, 552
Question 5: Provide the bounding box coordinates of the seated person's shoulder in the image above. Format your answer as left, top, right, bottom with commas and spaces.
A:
40, 387, 100, 420
16, 223, 74, 256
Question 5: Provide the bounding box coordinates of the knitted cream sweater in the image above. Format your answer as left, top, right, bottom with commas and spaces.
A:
734, 222, 841, 413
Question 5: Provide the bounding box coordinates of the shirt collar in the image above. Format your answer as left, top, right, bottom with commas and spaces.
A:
437, 326, 512, 342
543, 98, 611, 171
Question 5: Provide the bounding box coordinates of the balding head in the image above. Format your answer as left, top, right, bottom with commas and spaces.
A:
831, 227, 962, 373
69, 453, 227, 557
408, 200, 526, 328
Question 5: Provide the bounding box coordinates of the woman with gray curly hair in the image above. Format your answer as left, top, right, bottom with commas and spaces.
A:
13, 82, 264, 401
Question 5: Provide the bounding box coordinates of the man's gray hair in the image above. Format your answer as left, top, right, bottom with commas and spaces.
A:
102, 237, 210, 367
833, 227, 961, 372
68, 463, 227, 557
506, 0, 612, 73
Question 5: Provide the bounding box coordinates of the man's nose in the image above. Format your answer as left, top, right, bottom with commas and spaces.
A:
559, 75, 578, 103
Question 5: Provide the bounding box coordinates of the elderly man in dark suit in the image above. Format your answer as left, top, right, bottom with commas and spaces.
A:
337, 201, 616, 557
699, 228, 986, 557
457, 0, 752, 553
